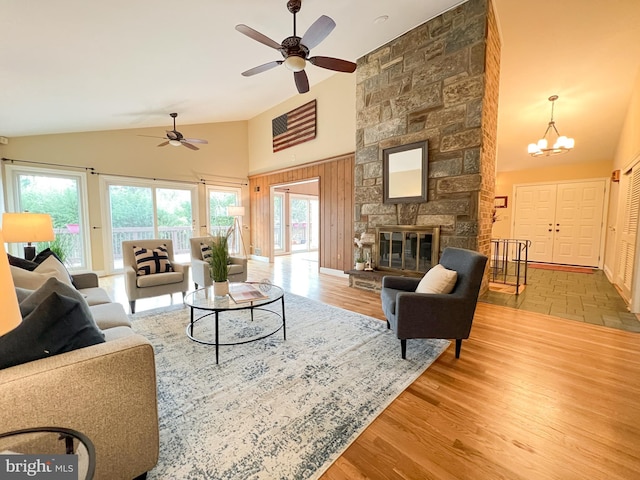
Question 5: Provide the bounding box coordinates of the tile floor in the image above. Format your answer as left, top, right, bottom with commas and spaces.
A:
479, 264, 640, 332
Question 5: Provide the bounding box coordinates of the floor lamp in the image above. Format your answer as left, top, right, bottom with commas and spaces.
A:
227, 206, 247, 258
2, 213, 55, 261
0, 230, 23, 335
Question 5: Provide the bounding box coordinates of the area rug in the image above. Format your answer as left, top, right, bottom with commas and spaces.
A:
131, 294, 449, 479
528, 263, 596, 274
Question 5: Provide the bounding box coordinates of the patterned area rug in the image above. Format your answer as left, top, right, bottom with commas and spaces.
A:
132, 293, 449, 479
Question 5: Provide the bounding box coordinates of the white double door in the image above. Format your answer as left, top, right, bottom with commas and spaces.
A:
513, 180, 606, 267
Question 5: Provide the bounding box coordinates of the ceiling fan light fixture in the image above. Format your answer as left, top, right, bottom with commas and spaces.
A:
169, 139, 182, 147
528, 95, 575, 157
284, 55, 306, 72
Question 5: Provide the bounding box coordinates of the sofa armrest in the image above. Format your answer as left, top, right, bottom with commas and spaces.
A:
71, 272, 99, 289
0, 334, 159, 479
229, 256, 247, 268
191, 257, 210, 287
172, 262, 190, 276
381, 275, 420, 291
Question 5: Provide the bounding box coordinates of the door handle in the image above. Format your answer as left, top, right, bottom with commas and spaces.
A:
556, 229, 560, 232
548, 229, 552, 232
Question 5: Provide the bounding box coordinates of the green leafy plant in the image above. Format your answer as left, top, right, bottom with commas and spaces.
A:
40, 235, 73, 265
208, 228, 233, 282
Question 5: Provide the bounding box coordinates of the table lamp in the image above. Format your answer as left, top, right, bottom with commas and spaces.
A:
2, 212, 55, 261
227, 206, 247, 258
0, 230, 22, 336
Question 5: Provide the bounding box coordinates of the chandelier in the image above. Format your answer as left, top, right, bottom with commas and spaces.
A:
527, 95, 575, 157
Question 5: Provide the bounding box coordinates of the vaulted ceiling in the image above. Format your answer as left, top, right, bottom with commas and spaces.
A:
1, 0, 639, 172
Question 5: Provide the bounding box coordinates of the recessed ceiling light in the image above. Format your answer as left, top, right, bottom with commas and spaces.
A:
374, 15, 389, 25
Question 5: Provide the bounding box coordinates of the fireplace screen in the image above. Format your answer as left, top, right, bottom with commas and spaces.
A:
375, 226, 440, 273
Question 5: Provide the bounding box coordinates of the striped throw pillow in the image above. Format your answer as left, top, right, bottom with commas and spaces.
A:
200, 243, 212, 262
133, 245, 174, 276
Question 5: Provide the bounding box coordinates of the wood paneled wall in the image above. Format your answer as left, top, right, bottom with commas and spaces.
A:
249, 154, 355, 272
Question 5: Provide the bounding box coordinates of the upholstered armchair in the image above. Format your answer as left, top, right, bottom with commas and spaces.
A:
122, 239, 190, 314
190, 236, 247, 289
380, 247, 488, 359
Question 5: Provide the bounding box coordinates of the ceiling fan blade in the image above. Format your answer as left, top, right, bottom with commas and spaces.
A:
235, 24, 282, 50
157, 141, 169, 147
138, 135, 166, 139
184, 138, 208, 144
241, 60, 283, 77
294, 70, 309, 94
181, 141, 199, 151
301, 15, 336, 50
309, 56, 356, 73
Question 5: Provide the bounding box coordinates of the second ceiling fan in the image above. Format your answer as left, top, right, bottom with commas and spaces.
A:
139, 113, 208, 151
236, 0, 357, 94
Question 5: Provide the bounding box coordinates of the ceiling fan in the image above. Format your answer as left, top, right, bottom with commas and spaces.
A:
139, 113, 208, 151
236, 0, 357, 94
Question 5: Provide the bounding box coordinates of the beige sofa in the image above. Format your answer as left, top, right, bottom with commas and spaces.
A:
1, 272, 159, 480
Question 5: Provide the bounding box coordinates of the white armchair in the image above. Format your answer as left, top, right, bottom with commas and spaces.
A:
190, 236, 247, 289
122, 239, 190, 314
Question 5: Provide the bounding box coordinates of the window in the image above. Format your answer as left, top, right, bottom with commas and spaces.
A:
5, 165, 90, 271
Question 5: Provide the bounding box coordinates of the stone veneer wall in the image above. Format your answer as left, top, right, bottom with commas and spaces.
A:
354, 0, 500, 292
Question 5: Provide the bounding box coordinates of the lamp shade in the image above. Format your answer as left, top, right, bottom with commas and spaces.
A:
0, 230, 22, 336
227, 206, 245, 217
2, 213, 55, 243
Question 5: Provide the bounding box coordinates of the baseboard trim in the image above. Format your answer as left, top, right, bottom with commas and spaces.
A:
320, 267, 349, 278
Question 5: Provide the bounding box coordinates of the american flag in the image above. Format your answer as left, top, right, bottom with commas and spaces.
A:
272, 100, 317, 152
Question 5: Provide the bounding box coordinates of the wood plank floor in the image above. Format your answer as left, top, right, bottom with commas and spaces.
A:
102, 253, 640, 480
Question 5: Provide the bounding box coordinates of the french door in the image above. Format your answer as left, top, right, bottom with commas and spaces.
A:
101, 177, 197, 272
5, 165, 91, 271
513, 180, 606, 266
290, 195, 318, 252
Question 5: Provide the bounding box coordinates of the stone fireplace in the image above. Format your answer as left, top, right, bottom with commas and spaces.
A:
376, 225, 440, 274
352, 0, 500, 293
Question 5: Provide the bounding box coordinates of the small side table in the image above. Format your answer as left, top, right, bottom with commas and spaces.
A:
0, 427, 96, 480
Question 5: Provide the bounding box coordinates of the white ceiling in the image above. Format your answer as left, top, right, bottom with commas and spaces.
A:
1, 0, 639, 172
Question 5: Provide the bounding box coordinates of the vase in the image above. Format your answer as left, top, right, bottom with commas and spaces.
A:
213, 280, 229, 297
355, 262, 365, 271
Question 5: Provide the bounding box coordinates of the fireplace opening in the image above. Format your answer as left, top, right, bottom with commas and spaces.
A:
375, 226, 440, 274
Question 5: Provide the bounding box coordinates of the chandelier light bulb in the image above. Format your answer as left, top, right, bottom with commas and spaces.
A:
527, 95, 575, 157
284, 55, 306, 72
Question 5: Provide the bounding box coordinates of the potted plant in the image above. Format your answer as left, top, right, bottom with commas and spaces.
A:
208, 227, 233, 297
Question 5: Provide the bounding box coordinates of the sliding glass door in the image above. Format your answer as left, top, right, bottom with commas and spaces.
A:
207, 186, 242, 255
103, 177, 196, 272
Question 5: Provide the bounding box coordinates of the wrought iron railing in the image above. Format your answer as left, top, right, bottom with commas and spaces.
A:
490, 238, 530, 295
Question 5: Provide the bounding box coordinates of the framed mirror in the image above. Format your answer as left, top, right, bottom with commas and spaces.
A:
382, 140, 428, 204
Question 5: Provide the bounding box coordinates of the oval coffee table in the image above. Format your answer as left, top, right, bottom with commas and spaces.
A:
184, 282, 286, 364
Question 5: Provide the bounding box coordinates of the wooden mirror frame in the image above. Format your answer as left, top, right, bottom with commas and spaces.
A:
382, 140, 428, 204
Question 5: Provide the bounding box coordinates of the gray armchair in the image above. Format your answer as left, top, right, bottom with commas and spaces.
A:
122, 239, 190, 314
190, 236, 247, 290
381, 247, 488, 359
